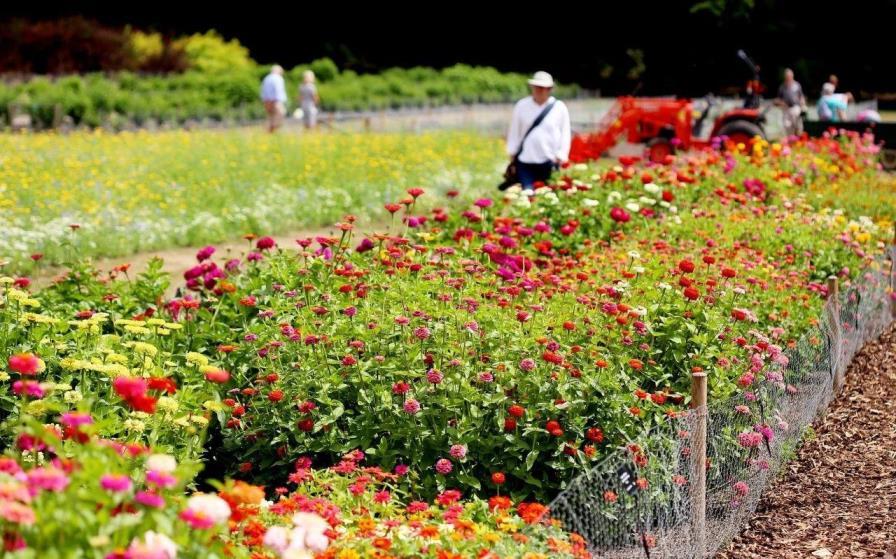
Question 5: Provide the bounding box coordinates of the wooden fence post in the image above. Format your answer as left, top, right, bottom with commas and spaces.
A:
690, 371, 708, 558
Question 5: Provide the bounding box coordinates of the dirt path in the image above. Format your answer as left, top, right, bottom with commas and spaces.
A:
719, 324, 896, 559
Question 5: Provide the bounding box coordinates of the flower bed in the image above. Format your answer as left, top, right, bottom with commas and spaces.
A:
0, 131, 893, 557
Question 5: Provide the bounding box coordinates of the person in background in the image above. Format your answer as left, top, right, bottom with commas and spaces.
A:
774, 68, 806, 136
818, 82, 853, 122
299, 71, 320, 129
260, 65, 288, 133
505, 71, 571, 195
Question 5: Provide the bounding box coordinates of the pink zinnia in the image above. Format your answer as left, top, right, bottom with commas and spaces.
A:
392, 381, 410, 394
413, 326, 431, 340
435, 458, 453, 475
519, 358, 536, 371
373, 490, 391, 504
474, 198, 493, 208
26, 467, 70, 494
403, 399, 421, 415
407, 501, 429, 514
113, 376, 148, 400
179, 508, 215, 529
449, 444, 467, 459
196, 246, 216, 262
0, 501, 35, 525
426, 369, 443, 384
733, 481, 749, 497
737, 431, 763, 448
135, 490, 165, 508
394, 464, 409, 476
12, 380, 44, 398
146, 470, 178, 489
101, 474, 133, 493
60, 412, 93, 429
256, 237, 276, 250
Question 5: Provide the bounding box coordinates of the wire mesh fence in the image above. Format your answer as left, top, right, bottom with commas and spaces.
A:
549, 249, 895, 558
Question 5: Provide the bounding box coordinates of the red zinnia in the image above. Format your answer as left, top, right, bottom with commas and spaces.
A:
678, 260, 695, 273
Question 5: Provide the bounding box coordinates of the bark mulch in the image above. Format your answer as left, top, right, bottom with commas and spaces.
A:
719, 324, 896, 558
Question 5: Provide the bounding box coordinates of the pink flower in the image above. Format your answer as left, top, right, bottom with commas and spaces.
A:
392, 381, 410, 395
12, 380, 44, 398
373, 490, 391, 504
60, 412, 93, 429
519, 358, 536, 371
426, 369, 443, 385
407, 501, 429, 514
0, 501, 35, 525
394, 464, 409, 476
101, 474, 133, 493
474, 198, 493, 209
449, 445, 467, 459
256, 237, 276, 250
196, 246, 216, 262
180, 494, 231, 529
413, 326, 431, 340
477, 372, 494, 383
435, 458, 453, 475
403, 399, 421, 415
737, 431, 763, 448
146, 470, 178, 489
135, 490, 166, 509
26, 466, 70, 494
733, 481, 749, 497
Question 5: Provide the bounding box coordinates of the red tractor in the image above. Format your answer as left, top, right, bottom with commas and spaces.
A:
570, 51, 768, 163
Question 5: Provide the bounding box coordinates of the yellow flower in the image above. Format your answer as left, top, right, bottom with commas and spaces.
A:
186, 352, 210, 366
130, 342, 158, 356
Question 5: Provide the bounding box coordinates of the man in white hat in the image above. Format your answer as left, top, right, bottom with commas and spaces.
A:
260, 64, 288, 132
505, 71, 571, 194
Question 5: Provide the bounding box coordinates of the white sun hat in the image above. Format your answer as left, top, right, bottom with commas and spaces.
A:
527, 71, 555, 88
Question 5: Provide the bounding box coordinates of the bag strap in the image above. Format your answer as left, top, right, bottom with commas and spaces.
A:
515, 101, 556, 158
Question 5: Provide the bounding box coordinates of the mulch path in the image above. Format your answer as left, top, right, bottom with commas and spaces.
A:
719, 324, 896, 558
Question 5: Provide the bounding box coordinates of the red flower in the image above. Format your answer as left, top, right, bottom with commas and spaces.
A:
662, 190, 674, 202
683, 287, 700, 301
384, 203, 402, 214
678, 260, 695, 273
406, 188, 425, 198
504, 418, 517, 432
268, 390, 284, 402
721, 267, 737, 278
489, 495, 512, 510
147, 377, 177, 394
609, 207, 631, 223
586, 427, 604, 443
491, 472, 506, 485
8, 353, 43, 375
205, 369, 231, 383
256, 237, 276, 250
298, 419, 314, 432
508, 404, 525, 418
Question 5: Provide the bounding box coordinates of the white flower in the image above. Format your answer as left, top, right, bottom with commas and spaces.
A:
643, 182, 661, 194
288, 512, 330, 552
185, 494, 231, 525
607, 190, 623, 203
582, 198, 600, 207
147, 454, 177, 474
638, 196, 657, 206
625, 202, 640, 213
634, 306, 648, 317
628, 250, 641, 260
129, 531, 177, 559
573, 163, 588, 171
632, 266, 645, 274
658, 282, 672, 290
264, 526, 290, 554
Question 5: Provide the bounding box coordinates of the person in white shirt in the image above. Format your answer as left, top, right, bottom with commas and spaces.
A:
260, 65, 288, 133
506, 71, 571, 194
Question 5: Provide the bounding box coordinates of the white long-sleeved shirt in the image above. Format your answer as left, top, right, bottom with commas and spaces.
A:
506, 96, 571, 164
260, 73, 287, 103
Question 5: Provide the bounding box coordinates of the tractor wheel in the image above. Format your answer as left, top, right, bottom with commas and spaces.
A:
646, 138, 675, 163
880, 148, 896, 171
717, 120, 765, 147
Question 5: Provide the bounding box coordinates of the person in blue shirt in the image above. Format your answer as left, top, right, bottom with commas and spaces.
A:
260, 65, 288, 132
818, 82, 852, 122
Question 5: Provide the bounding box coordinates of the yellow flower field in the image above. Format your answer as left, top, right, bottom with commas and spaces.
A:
0, 129, 504, 269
